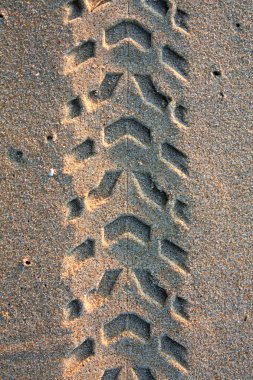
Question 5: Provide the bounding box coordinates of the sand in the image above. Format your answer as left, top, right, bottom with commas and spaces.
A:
0, 1, 252, 379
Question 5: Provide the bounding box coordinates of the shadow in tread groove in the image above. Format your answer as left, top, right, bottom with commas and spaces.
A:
70, 238, 95, 261
104, 313, 150, 342
174, 8, 189, 32
174, 104, 188, 126
97, 269, 122, 297
89, 73, 123, 102
73, 139, 95, 160
162, 46, 188, 79
161, 335, 188, 371
68, 96, 83, 118
161, 142, 188, 175
67, 40, 95, 66
67, 197, 84, 219
174, 199, 189, 224
173, 296, 189, 321
71, 338, 95, 361
134, 75, 171, 112
87, 171, 121, 206
133, 269, 168, 306
133, 366, 156, 380
160, 240, 188, 273
106, 21, 151, 49
101, 367, 121, 379
67, 299, 83, 320
67, 0, 85, 20
105, 118, 151, 146
133, 171, 168, 207
104, 215, 151, 243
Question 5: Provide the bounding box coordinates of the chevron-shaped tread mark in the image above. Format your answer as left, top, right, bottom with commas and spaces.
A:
162, 46, 188, 79
104, 313, 150, 343
89, 73, 123, 102
173, 199, 189, 225
67, 0, 85, 20
133, 366, 155, 380
160, 240, 188, 273
101, 367, 121, 379
70, 238, 95, 261
67, 298, 83, 320
174, 8, 189, 32
64, 0, 191, 375
67, 40, 95, 66
161, 142, 188, 176
71, 338, 95, 362
172, 296, 189, 322
133, 171, 168, 207
67, 196, 84, 219
73, 138, 95, 161
144, 0, 168, 16
134, 75, 170, 112
104, 215, 151, 244
87, 171, 122, 208
68, 96, 83, 118
105, 117, 151, 146
133, 269, 168, 306
160, 335, 188, 372
97, 269, 122, 297
105, 21, 151, 50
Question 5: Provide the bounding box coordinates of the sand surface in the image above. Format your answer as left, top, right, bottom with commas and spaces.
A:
0, 1, 252, 379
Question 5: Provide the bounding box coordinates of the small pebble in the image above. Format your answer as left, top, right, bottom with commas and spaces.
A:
48, 168, 55, 177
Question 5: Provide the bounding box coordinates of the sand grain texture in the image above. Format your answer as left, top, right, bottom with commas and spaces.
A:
0, 1, 252, 379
